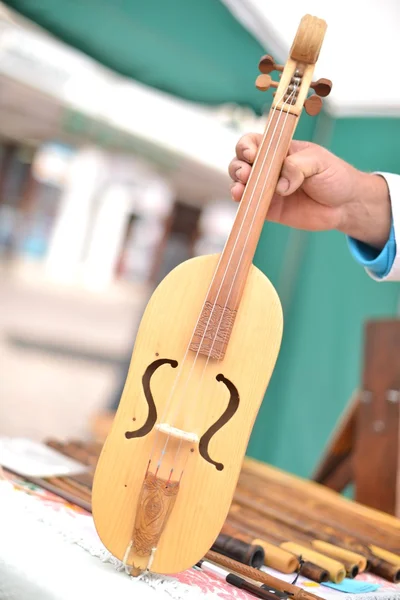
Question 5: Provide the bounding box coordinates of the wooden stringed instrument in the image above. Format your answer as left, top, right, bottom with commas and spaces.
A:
92, 14, 331, 576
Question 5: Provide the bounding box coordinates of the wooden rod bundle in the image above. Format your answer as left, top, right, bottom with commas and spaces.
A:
241, 459, 400, 537
229, 504, 348, 583
222, 521, 299, 574
46, 439, 100, 467
234, 490, 400, 582
239, 470, 400, 550
234, 474, 400, 582
221, 521, 329, 583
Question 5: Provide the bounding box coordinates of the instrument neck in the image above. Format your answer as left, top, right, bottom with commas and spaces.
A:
189, 109, 297, 360
216, 109, 297, 303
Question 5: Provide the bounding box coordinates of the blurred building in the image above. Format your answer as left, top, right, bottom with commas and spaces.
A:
0, 5, 260, 293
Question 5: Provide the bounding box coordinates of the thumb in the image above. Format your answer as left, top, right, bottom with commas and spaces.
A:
276, 144, 328, 196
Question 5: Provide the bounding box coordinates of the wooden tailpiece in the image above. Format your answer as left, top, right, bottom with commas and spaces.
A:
128, 472, 179, 575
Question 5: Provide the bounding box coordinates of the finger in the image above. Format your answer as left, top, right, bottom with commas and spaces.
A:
235, 133, 263, 164
265, 194, 284, 222
276, 146, 327, 196
231, 182, 245, 202
228, 159, 252, 184
287, 140, 311, 155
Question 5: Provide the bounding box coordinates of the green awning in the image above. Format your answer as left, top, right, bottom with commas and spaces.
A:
4, 0, 268, 113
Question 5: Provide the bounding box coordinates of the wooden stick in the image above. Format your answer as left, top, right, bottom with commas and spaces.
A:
47, 477, 92, 504
369, 545, 400, 569
311, 541, 367, 572
205, 550, 323, 600
241, 458, 400, 532
238, 472, 400, 550
236, 477, 400, 564
18, 473, 91, 512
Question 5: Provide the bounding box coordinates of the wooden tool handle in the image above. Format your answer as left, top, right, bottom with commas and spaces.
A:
205, 550, 323, 600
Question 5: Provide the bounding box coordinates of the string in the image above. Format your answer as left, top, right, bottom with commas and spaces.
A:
167, 91, 294, 429
155, 90, 296, 479
145, 87, 289, 472
172, 90, 297, 475
155, 91, 293, 474
292, 555, 304, 584
163, 89, 297, 481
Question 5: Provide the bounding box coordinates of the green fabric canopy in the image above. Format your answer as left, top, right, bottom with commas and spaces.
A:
4, 0, 267, 113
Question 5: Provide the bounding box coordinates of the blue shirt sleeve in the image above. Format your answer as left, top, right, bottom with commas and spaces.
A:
347, 221, 396, 278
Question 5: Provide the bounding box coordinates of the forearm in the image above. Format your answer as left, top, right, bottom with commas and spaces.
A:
339, 171, 392, 250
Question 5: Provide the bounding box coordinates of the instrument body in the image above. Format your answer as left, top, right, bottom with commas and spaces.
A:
92, 254, 282, 573
92, 13, 330, 575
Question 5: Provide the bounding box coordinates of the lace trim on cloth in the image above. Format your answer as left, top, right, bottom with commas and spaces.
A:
0, 481, 222, 600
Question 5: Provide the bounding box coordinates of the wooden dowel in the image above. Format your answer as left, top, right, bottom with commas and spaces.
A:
368, 545, 400, 568
311, 541, 367, 572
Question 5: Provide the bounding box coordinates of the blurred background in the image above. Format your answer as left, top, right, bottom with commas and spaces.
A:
0, 0, 399, 480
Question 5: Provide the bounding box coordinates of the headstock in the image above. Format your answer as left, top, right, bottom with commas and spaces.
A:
255, 15, 332, 117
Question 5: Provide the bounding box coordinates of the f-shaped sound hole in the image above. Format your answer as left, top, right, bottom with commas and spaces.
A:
199, 374, 240, 471
125, 358, 178, 439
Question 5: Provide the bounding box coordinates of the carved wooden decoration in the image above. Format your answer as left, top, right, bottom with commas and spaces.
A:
127, 472, 179, 571
189, 302, 237, 360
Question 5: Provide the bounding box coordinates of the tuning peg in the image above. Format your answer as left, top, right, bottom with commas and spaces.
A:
258, 54, 284, 74
304, 95, 323, 116
256, 74, 279, 91
310, 78, 332, 97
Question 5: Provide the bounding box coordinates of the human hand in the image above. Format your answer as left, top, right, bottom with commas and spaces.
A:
229, 135, 391, 249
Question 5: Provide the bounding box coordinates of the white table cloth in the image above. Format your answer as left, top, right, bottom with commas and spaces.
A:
1, 480, 400, 600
